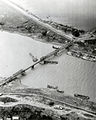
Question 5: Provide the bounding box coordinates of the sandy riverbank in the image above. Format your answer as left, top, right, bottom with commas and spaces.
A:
0, 81, 96, 120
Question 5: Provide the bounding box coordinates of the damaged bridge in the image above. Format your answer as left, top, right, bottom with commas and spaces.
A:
0, 42, 73, 88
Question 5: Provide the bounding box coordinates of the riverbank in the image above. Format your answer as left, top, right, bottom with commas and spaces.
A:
67, 50, 96, 62
0, 80, 96, 120
0, 1, 96, 119
0, 30, 96, 101
0, 0, 96, 63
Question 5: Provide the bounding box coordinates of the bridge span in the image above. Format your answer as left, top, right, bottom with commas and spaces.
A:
0, 41, 73, 87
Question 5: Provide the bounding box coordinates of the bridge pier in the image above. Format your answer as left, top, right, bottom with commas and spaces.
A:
31, 65, 34, 69
0, 43, 72, 88
54, 52, 58, 56
44, 61, 47, 64
21, 71, 26, 76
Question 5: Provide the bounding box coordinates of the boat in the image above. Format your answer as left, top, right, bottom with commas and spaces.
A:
57, 89, 64, 93
47, 85, 58, 89
52, 46, 60, 49
74, 94, 90, 100
0, 93, 3, 96
43, 60, 58, 64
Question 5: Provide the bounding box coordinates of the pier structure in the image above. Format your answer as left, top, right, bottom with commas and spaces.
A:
0, 42, 73, 87
0, 41, 96, 116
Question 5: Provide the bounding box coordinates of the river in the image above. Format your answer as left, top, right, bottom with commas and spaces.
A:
0, 31, 96, 102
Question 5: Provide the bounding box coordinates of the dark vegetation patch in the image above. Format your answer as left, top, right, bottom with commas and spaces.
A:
0, 104, 54, 120
0, 97, 18, 103
83, 113, 94, 118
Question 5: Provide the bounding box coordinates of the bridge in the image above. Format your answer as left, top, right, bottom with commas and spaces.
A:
0, 41, 73, 87
0, 41, 96, 116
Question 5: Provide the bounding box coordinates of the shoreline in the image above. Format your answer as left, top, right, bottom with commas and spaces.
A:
0, 1, 96, 119
0, 1, 96, 63
1, 28, 96, 63
0, 85, 96, 120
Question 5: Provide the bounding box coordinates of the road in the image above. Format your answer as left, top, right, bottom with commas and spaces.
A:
2, 92, 96, 116
2, 0, 72, 41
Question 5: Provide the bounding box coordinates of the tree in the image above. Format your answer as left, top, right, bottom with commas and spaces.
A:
72, 29, 80, 37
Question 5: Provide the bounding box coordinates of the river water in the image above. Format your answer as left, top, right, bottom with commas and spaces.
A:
0, 31, 96, 102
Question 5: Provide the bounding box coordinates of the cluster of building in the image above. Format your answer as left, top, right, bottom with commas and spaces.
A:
0, 116, 19, 120
67, 50, 96, 62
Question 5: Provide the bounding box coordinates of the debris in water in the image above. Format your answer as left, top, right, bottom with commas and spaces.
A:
29, 53, 38, 62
